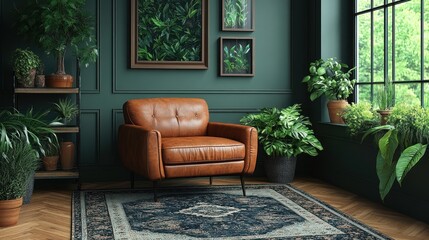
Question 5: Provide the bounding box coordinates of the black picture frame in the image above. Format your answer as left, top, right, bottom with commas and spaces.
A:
130, 0, 208, 69
220, 37, 254, 77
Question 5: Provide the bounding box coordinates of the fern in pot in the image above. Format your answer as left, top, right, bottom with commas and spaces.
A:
240, 104, 323, 183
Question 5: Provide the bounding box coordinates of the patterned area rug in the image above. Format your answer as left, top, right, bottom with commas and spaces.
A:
72, 185, 390, 239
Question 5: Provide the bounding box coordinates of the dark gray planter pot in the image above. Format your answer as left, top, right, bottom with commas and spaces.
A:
23, 172, 35, 204
264, 156, 297, 183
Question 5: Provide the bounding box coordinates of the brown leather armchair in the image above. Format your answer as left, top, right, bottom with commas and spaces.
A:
118, 98, 258, 200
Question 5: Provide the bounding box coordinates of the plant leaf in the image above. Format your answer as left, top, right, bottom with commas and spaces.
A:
378, 129, 398, 165
376, 151, 396, 201
396, 143, 427, 185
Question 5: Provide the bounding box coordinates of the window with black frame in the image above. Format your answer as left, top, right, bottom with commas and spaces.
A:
355, 0, 429, 107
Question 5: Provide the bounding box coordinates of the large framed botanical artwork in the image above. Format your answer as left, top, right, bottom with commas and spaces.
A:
130, 0, 208, 69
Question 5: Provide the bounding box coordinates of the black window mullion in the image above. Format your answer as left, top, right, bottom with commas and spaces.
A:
371, 0, 375, 103
421, 0, 425, 107
384, 0, 389, 87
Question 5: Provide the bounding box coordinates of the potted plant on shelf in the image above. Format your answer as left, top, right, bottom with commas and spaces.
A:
41, 137, 60, 171
52, 98, 79, 125
15, 0, 98, 88
240, 104, 323, 183
11, 48, 41, 88
302, 58, 356, 124
362, 103, 429, 201
376, 81, 394, 125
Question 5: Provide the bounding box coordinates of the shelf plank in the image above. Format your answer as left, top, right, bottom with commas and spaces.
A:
15, 88, 79, 94
51, 127, 79, 133
35, 170, 79, 179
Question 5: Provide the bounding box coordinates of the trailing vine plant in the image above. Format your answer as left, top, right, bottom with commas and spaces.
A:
137, 0, 202, 61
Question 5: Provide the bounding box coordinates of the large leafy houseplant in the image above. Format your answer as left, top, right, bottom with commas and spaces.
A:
15, 0, 98, 76
362, 103, 429, 200
240, 104, 323, 158
302, 58, 356, 101
302, 58, 356, 124
241, 104, 323, 183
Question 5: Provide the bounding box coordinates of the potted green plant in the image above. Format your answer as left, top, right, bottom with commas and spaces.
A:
341, 102, 379, 136
376, 81, 394, 125
0, 141, 39, 227
0, 109, 58, 205
11, 48, 41, 88
302, 58, 356, 124
41, 137, 60, 171
52, 98, 79, 125
15, 0, 98, 88
362, 103, 429, 201
240, 104, 323, 183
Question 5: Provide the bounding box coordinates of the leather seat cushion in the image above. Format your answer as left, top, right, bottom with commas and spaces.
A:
162, 136, 245, 165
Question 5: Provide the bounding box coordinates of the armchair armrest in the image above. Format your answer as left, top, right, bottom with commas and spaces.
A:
207, 122, 258, 174
118, 124, 165, 180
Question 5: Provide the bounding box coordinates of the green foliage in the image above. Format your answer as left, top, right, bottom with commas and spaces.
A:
357, 1, 425, 105
362, 103, 429, 200
41, 136, 59, 157
137, 0, 202, 61
15, 0, 98, 73
52, 98, 79, 124
240, 104, 323, 158
341, 102, 379, 136
0, 108, 57, 157
11, 48, 41, 85
223, 43, 251, 73
302, 58, 356, 101
376, 81, 394, 110
224, 0, 249, 28
0, 141, 39, 200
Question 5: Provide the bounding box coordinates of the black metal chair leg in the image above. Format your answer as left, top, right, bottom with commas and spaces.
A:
209, 176, 213, 185
153, 181, 159, 202
240, 175, 246, 196
130, 172, 135, 189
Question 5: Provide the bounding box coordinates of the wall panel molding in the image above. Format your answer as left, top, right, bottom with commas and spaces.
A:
80, 109, 101, 166
82, 0, 101, 94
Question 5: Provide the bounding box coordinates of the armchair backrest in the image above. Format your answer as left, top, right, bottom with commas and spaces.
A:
123, 98, 209, 137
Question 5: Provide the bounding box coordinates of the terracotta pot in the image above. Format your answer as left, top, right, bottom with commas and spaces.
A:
35, 74, 46, 88
46, 74, 73, 88
327, 100, 349, 124
43, 156, 59, 171
17, 69, 36, 88
377, 109, 392, 125
60, 142, 75, 170
0, 197, 23, 227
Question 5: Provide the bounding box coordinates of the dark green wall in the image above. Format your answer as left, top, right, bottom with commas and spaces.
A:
1, 0, 296, 181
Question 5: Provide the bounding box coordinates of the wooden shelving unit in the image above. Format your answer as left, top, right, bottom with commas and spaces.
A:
13, 60, 81, 184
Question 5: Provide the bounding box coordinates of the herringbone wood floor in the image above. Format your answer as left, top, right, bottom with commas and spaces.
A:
1, 177, 428, 240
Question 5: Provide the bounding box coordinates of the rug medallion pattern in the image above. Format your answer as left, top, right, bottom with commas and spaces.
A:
72, 185, 390, 239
